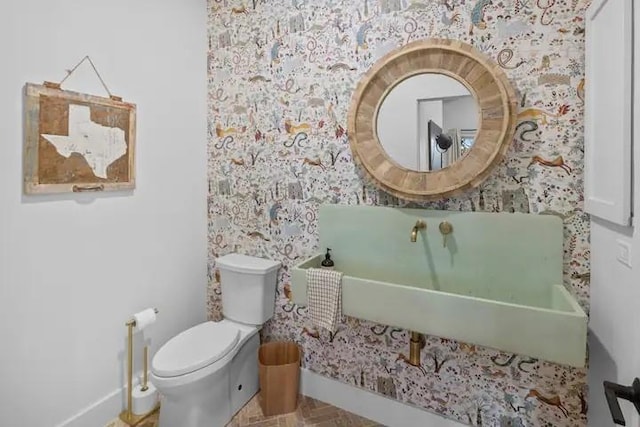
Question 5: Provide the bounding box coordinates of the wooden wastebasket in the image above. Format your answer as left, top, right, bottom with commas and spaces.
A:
258, 341, 301, 416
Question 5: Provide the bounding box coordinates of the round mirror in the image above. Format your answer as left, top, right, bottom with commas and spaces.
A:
348, 39, 518, 201
376, 73, 479, 172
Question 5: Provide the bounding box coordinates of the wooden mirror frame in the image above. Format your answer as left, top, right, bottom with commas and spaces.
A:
347, 39, 518, 201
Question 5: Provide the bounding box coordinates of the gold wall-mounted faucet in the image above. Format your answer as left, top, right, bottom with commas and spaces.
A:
410, 220, 426, 242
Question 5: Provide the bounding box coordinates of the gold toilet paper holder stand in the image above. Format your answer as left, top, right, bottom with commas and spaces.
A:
119, 308, 160, 426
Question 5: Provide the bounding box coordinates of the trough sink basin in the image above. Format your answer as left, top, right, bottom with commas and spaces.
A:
290, 205, 587, 367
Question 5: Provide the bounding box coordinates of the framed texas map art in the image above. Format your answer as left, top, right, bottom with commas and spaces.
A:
23, 82, 136, 194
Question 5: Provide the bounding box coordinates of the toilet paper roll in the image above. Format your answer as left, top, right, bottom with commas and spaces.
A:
133, 308, 157, 331
132, 382, 158, 415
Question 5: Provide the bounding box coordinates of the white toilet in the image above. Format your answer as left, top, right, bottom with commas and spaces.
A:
150, 253, 281, 427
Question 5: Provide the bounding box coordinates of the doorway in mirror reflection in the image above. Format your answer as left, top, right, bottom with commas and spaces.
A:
376, 73, 479, 171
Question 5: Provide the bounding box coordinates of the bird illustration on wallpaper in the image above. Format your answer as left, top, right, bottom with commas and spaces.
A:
440, 10, 461, 26
355, 21, 372, 53
246, 230, 270, 241
469, 0, 492, 34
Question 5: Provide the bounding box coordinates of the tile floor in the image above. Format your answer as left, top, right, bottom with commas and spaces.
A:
108, 394, 381, 427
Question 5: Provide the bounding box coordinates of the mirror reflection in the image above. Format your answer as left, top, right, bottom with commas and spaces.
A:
377, 73, 479, 171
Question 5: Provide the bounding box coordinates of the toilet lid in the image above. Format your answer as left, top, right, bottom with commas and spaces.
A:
152, 321, 240, 377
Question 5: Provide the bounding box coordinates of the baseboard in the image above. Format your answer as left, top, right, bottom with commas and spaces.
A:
53, 386, 123, 427
300, 368, 465, 427
57, 369, 465, 427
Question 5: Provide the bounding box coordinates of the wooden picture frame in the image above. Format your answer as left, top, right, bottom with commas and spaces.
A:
23, 83, 136, 194
347, 38, 518, 201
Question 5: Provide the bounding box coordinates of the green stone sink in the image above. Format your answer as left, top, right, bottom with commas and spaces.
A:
290, 204, 587, 367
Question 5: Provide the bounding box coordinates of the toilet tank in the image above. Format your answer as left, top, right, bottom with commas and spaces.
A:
216, 253, 281, 325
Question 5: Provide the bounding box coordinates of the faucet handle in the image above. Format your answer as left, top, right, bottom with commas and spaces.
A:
439, 221, 453, 247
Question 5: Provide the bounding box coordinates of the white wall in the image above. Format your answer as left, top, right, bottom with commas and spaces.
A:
443, 96, 478, 132
587, 3, 640, 425
377, 74, 471, 171
588, 220, 638, 426
0, 1, 208, 427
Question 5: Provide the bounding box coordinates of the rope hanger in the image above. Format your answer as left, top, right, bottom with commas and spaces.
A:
44, 55, 121, 101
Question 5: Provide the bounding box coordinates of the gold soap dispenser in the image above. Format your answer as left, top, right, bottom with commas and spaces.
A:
321, 248, 335, 270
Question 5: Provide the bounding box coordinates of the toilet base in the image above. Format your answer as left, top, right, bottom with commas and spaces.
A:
156, 330, 260, 427
159, 382, 229, 427
229, 331, 260, 416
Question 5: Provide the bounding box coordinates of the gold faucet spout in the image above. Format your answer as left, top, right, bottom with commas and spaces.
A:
410, 220, 426, 242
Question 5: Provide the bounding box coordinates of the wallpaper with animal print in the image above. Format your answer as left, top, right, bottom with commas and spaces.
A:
207, 0, 591, 425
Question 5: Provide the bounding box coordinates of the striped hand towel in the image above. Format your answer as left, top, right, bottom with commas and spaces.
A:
306, 268, 343, 333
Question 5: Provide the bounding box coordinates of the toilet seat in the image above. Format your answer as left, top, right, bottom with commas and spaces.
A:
152, 321, 240, 377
